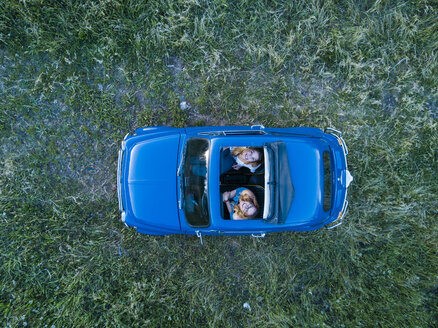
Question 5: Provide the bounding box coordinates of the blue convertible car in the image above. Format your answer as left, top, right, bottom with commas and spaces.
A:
117, 126, 352, 241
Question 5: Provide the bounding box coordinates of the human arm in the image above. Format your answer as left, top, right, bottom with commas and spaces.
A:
225, 200, 234, 214
223, 189, 237, 214
222, 189, 237, 202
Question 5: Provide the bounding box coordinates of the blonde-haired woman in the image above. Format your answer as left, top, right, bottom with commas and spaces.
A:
222, 188, 259, 220
221, 147, 264, 175
230, 147, 264, 172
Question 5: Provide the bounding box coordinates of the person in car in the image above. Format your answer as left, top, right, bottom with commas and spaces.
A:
222, 188, 259, 220
221, 147, 264, 175
231, 147, 264, 172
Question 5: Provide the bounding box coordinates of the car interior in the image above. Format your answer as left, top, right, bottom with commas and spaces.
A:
219, 147, 266, 220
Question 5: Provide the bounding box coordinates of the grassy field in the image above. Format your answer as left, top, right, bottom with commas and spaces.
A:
1, 0, 437, 327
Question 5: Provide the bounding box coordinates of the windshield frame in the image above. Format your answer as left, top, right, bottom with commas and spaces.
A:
181, 137, 211, 228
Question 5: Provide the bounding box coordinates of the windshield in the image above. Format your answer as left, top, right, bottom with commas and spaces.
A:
181, 138, 210, 227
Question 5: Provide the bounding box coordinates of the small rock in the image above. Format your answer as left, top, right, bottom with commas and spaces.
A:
180, 101, 189, 110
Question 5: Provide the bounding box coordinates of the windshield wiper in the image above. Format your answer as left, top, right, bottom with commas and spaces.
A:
177, 157, 183, 176
178, 144, 187, 210
177, 142, 187, 177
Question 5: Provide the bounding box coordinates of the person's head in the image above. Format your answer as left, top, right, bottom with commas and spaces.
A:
234, 192, 259, 219
231, 147, 264, 167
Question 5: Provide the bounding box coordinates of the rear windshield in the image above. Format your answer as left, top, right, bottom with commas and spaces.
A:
323, 151, 332, 212
182, 138, 210, 227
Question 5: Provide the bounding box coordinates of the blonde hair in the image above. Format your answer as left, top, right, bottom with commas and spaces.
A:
231, 147, 264, 167
233, 192, 259, 219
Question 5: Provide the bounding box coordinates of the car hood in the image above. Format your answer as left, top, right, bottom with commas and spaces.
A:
125, 134, 181, 231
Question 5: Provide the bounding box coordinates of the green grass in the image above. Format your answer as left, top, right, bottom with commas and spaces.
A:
1, 0, 437, 327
